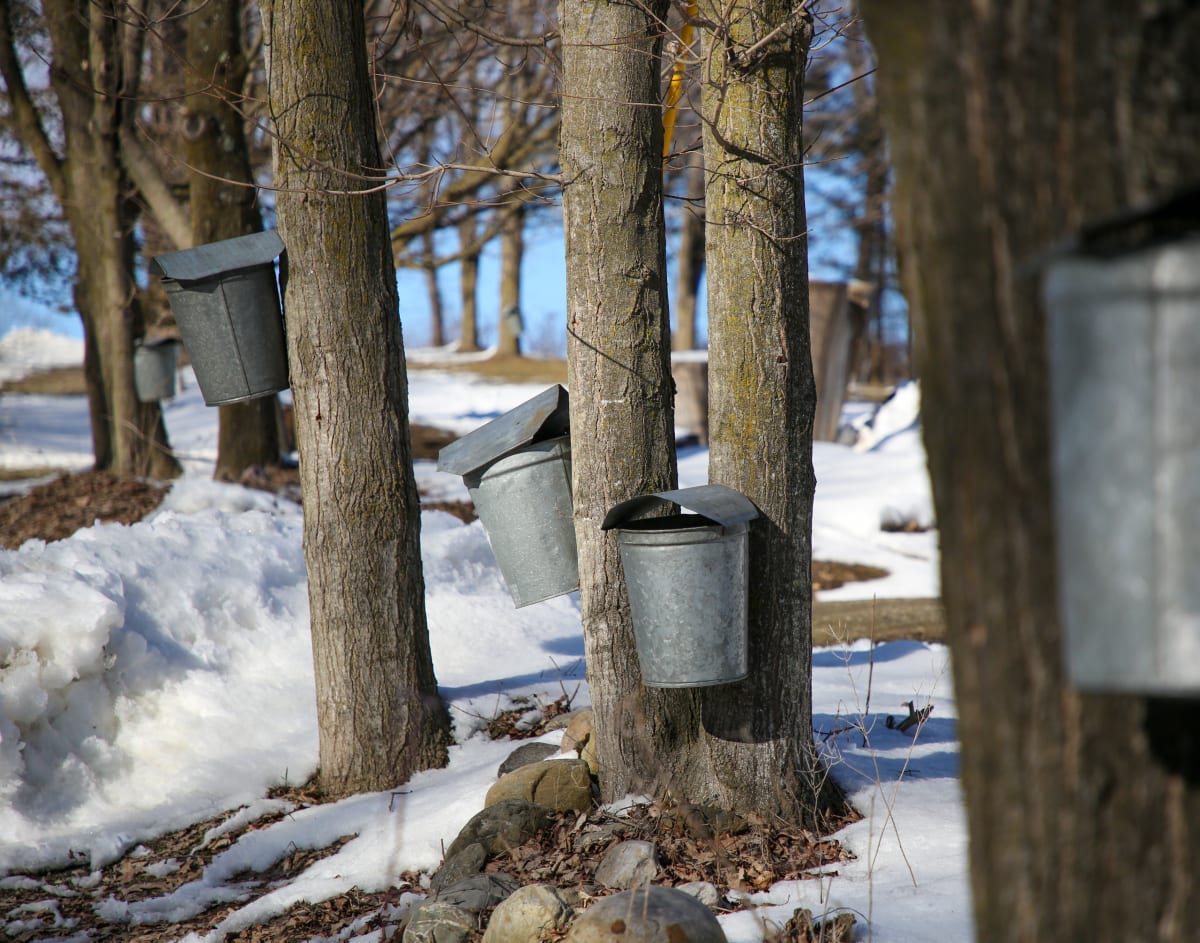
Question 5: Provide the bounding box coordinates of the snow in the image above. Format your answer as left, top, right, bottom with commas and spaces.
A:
0, 327, 966, 941
0, 328, 85, 384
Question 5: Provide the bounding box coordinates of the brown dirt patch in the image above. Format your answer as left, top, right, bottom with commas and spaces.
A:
812, 560, 888, 592
0, 471, 169, 550
812, 596, 946, 646
410, 352, 567, 385
409, 422, 458, 460
0, 365, 87, 395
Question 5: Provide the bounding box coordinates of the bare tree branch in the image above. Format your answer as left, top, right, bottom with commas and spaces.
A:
416, 0, 558, 48
0, 3, 67, 202
120, 125, 192, 249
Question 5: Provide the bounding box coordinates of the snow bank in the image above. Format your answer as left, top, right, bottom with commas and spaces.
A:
0, 482, 312, 871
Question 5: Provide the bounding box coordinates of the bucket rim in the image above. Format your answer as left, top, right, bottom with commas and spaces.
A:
641, 671, 748, 688
613, 514, 749, 540
602, 484, 758, 531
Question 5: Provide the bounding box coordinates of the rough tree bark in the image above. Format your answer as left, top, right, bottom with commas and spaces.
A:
861, 1, 1200, 938
560, 0, 709, 804
183, 0, 281, 482
263, 0, 449, 797
699, 0, 839, 822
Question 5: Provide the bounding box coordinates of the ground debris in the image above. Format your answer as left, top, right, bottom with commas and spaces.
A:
484, 801, 855, 902
0, 471, 167, 549
779, 907, 857, 942
486, 693, 574, 740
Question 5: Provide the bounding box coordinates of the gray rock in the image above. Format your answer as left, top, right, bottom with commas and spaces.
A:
497, 741, 561, 777
676, 881, 723, 910
402, 900, 476, 943
429, 841, 486, 894
443, 799, 554, 861
481, 883, 576, 943
564, 886, 726, 943
433, 873, 520, 915
593, 839, 659, 889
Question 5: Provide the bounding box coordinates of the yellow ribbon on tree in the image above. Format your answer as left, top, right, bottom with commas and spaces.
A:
662, 3, 698, 164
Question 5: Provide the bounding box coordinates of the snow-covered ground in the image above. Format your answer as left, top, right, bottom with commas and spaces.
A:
0, 327, 962, 942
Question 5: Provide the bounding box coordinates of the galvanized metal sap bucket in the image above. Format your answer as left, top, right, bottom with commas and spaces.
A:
602, 485, 758, 687
150, 230, 288, 406
133, 337, 180, 402
1043, 190, 1200, 695
437, 385, 579, 608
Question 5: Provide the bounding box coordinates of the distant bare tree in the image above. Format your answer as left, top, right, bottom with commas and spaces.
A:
0, 0, 178, 478
378, 0, 560, 351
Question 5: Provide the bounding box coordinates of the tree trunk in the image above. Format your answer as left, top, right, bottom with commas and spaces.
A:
184, 0, 281, 482
263, 0, 449, 798
861, 1, 1200, 938
495, 202, 524, 357
698, 0, 838, 823
671, 149, 705, 351
843, 16, 890, 385
560, 0, 712, 804
24, 1, 178, 479
456, 217, 481, 352
421, 229, 445, 348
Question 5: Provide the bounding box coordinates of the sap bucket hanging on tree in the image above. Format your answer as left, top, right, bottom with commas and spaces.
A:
437, 385, 578, 608
133, 337, 180, 402
1042, 187, 1200, 696
150, 230, 288, 406
602, 484, 758, 687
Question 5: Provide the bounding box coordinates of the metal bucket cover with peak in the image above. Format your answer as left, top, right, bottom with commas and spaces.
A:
438, 385, 578, 608
603, 484, 758, 687
151, 230, 288, 406
133, 337, 180, 402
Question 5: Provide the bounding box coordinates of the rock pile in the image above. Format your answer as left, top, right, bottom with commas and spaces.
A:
402, 708, 855, 942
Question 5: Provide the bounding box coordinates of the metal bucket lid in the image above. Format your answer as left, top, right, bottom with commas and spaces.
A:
1029, 185, 1200, 274
437, 384, 570, 476
136, 336, 181, 350
601, 484, 758, 530
150, 230, 284, 283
